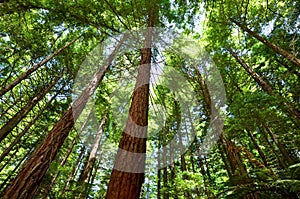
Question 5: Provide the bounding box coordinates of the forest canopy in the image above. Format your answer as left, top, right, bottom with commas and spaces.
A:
0, 0, 299, 198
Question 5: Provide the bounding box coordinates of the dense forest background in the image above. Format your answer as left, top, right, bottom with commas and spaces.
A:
0, 0, 299, 198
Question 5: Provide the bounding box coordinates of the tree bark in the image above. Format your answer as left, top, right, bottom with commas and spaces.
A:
105, 32, 152, 199
41, 111, 92, 199
245, 129, 269, 167
260, 126, 288, 170
60, 146, 86, 197
230, 19, 300, 68
0, 87, 61, 164
77, 116, 106, 198
0, 37, 125, 199
264, 125, 293, 164
227, 47, 300, 120
0, 37, 79, 97
105, 4, 155, 197
0, 74, 61, 142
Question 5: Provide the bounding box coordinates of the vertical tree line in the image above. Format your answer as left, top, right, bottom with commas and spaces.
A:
0, 0, 299, 198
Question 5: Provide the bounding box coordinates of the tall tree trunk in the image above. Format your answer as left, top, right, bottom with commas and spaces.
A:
0, 37, 79, 97
77, 116, 106, 198
163, 128, 169, 199
105, 4, 155, 197
227, 47, 300, 120
245, 129, 269, 167
230, 19, 300, 68
220, 135, 260, 199
0, 146, 35, 193
105, 34, 152, 199
41, 111, 92, 199
218, 142, 233, 181
174, 99, 191, 199
0, 87, 61, 164
275, 58, 300, 79
0, 75, 61, 142
187, 106, 212, 198
163, 166, 169, 199
60, 146, 86, 197
0, 37, 125, 199
260, 126, 288, 170
157, 140, 162, 199
264, 125, 293, 164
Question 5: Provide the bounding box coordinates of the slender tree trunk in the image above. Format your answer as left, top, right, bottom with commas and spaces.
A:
0, 86, 63, 164
163, 128, 169, 199
174, 99, 191, 199
227, 47, 273, 92
61, 146, 86, 196
227, 47, 300, 120
260, 127, 288, 170
275, 58, 300, 79
86, 152, 103, 195
245, 129, 269, 167
189, 152, 201, 197
0, 37, 125, 199
0, 37, 79, 97
218, 142, 233, 180
0, 75, 61, 142
264, 125, 293, 164
77, 116, 106, 198
163, 166, 169, 199
41, 111, 92, 199
230, 19, 300, 68
157, 141, 162, 199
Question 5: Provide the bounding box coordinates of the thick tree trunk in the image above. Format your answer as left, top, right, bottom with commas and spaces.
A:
0, 38, 124, 199
231, 19, 300, 68
41, 111, 92, 199
105, 29, 152, 199
220, 135, 260, 199
105, 4, 155, 197
0, 146, 35, 193
0, 37, 78, 97
0, 75, 61, 142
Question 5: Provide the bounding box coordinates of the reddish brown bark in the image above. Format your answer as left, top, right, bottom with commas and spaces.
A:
41, 111, 92, 199
228, 47, 300, 120
0, 75, 61, 142
78, 116, 106, 183
245, 129, 269, 167
231, 19, 300, 68
0, 87, 62, 164
0, 38, 125, 199
0, 37, 79, 97
105, 5, 155, 197
105, 36, 152, 199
